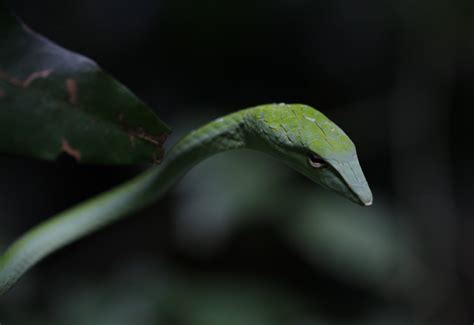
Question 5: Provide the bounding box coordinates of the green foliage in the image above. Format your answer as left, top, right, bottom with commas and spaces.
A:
0, 261, 413, 325
0, 5, 170, 164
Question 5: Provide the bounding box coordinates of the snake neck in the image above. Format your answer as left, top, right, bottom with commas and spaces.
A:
161, 111, 250, 173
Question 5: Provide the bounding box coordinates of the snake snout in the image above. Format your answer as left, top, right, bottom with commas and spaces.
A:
331, 160, 373, 207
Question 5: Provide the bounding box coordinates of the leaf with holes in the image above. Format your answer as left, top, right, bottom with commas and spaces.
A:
0, 4, 170, 164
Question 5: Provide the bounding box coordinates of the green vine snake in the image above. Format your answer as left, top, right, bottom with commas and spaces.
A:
0, 103, 372, 295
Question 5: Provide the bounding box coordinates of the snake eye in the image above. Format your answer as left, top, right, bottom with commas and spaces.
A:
308, 154, 327, 169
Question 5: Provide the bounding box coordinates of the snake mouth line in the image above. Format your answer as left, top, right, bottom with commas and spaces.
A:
346, 179, 373, 206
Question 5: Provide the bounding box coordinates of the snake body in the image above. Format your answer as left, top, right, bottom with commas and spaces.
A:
0, 104, 372, 295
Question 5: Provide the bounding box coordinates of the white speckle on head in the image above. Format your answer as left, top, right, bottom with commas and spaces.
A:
278, 102, 286, 106
216, 117, 224, 123
331, 128, 335, 132
304, 115, 316, 123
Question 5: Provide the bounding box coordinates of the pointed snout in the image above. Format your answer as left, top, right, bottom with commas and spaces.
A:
351, 182, 373, 207
332, 159, 373, 207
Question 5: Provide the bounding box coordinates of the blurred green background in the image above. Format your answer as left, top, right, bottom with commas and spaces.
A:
1, 0, 473, 324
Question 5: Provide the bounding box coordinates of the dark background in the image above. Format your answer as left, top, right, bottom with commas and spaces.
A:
1, 0, 473, 324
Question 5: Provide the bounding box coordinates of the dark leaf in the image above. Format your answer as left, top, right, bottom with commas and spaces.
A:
0, 4, 170, 164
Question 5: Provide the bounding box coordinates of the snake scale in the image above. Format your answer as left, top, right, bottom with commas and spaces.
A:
0, 103, 372, 295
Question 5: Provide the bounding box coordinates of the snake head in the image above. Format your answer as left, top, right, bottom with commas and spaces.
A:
246, 104, 373, 206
